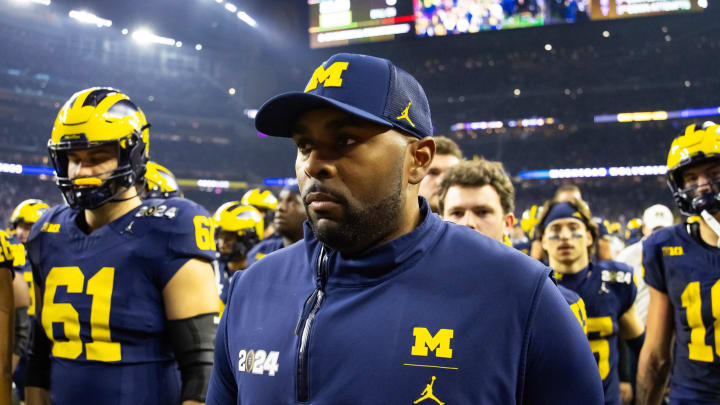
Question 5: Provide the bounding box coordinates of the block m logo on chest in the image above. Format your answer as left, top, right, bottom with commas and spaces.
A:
411, 328, 454, 358
304, 62, 349, 92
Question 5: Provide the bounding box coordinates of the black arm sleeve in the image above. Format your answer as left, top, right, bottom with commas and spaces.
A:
626, 331, 645, 360
25, 317, 51, 388
166, 312, 218, 403
13, 306, 29, 357
618, 337, 632, 383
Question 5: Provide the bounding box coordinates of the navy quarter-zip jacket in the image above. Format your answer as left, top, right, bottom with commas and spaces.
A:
208, 198, 603, 404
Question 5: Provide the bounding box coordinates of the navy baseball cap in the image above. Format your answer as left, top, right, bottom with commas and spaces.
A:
255, 53, 432, 140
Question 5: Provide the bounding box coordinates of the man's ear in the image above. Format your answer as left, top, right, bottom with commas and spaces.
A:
408, 137, 435, 185
504, 213, 516, 233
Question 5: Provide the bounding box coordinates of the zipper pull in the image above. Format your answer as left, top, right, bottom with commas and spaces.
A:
295, 288, 319, 335
317, 244, 330, 290
294, 245, 330, 336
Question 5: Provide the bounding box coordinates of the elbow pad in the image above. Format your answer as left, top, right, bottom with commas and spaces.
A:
13, 306, 30, 357
25, 319, 52, 389
167, 312, 218, 403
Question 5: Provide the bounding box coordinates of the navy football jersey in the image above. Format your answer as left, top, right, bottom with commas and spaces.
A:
215, 259, 230, 305
10, 236, 34, 401
10, 238, 35, 317
26, 197, 217, 405
245, 234, 285, 267
0, 229, 13, 271
557, 260, 637, 405
643, 221, 720, 402
558, 284, 588, 335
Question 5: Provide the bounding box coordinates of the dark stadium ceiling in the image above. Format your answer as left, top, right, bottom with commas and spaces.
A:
28, 0, 307, 51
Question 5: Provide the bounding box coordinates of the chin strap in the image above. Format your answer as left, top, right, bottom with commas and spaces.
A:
700, 210, 720, 248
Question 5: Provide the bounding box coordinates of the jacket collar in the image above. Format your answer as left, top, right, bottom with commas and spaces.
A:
302, 197, 443, 287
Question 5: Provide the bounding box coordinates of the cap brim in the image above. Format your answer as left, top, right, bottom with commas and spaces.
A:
255, 92, 394, 138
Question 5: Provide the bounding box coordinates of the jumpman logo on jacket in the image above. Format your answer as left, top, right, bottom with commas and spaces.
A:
414, 376, 444, 405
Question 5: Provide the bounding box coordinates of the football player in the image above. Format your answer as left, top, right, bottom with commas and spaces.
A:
438, 159, 587, 333
533, 184, 615, 261
9, 199, 48, 401
418, 135, 462, 213
1, 230, 15, 405
624, 218, 643, 246
241, 188, 277, 237
246, 184, 306, 266
517, 204, 542, 255
212, 202, 263, 304
143, 161, 183, 199
24, 88, 219, 405
538, 197, 645, 405
637, 123, 720, 405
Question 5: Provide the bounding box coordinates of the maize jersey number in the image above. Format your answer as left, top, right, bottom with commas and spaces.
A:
42, 266, 120, 362
681, 280, 720, 363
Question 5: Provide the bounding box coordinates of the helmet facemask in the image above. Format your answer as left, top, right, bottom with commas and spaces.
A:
216, 228, 260, 262
49, 132, 147, 210
668, 156, 720, 217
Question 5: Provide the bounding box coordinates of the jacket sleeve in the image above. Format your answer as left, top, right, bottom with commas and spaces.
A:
206, 274, 239, 405
522, 276, 604, 405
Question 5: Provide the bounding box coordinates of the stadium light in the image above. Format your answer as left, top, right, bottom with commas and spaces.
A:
452, 116, 555, 131
225, 3, 237, 12
517, 165, 667, 180
10, 0, 51, 6
131, 29, 176, 46
237, 11, 257, 27
195, 43, 203, 51
69, 10, 112, 27
121, 28, 129, 35
264, 177, 298, 187
594, 106, 720, 123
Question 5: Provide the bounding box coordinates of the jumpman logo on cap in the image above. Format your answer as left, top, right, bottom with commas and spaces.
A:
397, 101, 415, 127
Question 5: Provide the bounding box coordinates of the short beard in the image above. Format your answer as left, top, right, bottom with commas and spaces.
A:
306, 170, 404, 255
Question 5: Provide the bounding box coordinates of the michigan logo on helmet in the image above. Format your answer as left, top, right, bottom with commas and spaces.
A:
624, 218, 642, 243
49, 87, 149, 210
10, 199, 50, 228
667, 122, 720, 216
143, 161, 183, 199
241, 188, 278, 212
213, 202, 264, 262
520, 205, 542, 239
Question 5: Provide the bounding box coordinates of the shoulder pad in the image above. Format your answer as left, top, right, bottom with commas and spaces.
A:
643, 224, 677, 248
26, 205, 70, 243
133, 197, 208, 228
139, 198, 216, 262
595, 259, 634, 273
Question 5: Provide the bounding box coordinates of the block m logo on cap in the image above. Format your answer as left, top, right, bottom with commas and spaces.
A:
304, 61, 349, 93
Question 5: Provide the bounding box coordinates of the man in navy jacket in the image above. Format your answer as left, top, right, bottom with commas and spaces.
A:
207, 53, 603, 404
